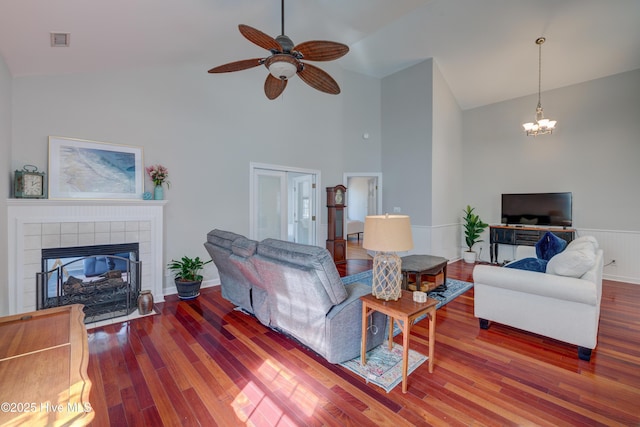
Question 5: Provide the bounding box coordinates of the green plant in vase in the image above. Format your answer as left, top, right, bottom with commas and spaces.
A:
462, 205, 489, 263
167, 255, 212, 300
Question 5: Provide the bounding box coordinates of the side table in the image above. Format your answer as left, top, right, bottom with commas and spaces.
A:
360, 290, 437, 393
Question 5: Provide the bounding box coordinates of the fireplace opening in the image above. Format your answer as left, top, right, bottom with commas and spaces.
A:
37, 243, 141, 323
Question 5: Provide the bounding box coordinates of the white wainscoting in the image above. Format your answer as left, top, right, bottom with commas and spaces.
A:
7, 199, 167, 315
579, 228, 640, 284
471, 226, 640, 284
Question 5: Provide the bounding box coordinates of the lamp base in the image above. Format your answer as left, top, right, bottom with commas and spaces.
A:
371, 252, 402, 301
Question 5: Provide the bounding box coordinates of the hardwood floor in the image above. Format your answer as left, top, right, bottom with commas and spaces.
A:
86, 261, 640, 426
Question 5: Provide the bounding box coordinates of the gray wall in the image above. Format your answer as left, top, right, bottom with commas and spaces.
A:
463, 69, 640, 230
463, 69, 640, 264
0, 55, 10, 315
381, 59, 433, 224
8, 63, 382, 290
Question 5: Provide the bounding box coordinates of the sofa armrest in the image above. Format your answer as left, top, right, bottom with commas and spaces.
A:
325, 282, 386, 363
473, 264, 597, 305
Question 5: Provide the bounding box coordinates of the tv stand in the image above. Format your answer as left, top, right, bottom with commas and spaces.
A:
489, 225, 576, 264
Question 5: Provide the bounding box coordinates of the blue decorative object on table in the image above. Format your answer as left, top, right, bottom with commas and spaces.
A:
143, 191, 152, 200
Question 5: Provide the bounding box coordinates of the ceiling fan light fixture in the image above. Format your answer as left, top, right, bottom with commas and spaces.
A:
268, 60, 297, 80
265, 54, 298, 80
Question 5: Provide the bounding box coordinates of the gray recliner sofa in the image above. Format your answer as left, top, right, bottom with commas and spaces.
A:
204, 229, 386, 363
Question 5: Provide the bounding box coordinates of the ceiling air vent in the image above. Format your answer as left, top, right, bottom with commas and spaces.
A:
50, 32, 70, 47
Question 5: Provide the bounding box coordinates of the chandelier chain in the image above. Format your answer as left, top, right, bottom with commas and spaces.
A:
538, 41, 542, 106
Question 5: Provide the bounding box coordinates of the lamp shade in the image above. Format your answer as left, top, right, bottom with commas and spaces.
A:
362, 214, 413, 252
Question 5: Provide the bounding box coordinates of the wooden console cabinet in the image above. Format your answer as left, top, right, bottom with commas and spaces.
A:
489, 225, 576, 264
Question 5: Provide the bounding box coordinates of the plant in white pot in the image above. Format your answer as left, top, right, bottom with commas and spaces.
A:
167, 256, 212, 300
462, 205, 489, 263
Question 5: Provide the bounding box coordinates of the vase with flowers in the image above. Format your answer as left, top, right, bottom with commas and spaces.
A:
146, 164, 170, 200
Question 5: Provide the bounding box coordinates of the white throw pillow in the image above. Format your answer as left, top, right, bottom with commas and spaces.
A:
566, 236, 599, 251
546, 247, 596, 278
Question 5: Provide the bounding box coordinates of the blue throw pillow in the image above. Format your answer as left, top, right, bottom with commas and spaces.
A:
535, 231, 567, 261
504, 257, 548, 273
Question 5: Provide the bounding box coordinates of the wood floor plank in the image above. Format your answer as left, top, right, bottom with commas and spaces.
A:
85, 260, 640, 426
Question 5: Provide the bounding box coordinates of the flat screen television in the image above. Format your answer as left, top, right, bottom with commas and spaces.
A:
501, 192, 572, 227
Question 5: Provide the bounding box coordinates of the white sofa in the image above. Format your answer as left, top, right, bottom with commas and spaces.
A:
473, 236, 604, 361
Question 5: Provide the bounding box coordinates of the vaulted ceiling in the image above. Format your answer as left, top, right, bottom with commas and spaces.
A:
1, 0, 639, 109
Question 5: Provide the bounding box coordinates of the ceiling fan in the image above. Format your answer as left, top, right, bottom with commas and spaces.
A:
208, 0, 349, 100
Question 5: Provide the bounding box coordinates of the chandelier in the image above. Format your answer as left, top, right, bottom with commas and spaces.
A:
523, 37, 557, 136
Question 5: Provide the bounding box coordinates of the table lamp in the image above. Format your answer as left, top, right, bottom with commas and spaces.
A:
363, 214, 414, 300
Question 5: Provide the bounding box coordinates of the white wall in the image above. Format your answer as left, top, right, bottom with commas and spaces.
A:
431, 61, 464, 260
9, 64, 382, 292
463, 69, 640, 280
0, 54, 11, 315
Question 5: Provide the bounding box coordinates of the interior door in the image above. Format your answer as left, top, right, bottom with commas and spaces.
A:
253, 169, 288, 241
290, 172, 315, 245
251, 164, 319, 244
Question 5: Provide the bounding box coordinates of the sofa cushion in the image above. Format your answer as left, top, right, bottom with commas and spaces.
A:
504, 257, 548, 273
546, 246, 596, 278
258, 239, 348, 304
231, 236, 257, 258
535, 231, 568, 261
207, 229, 243, 250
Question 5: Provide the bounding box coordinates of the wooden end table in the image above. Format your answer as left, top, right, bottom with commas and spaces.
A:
360, 290, 437, 393
0, 304, 94, 426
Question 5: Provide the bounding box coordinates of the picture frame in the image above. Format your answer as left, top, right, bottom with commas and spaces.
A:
48, 136, 144, 200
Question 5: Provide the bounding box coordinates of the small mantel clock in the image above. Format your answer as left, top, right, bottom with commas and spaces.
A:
326, 185, 347, 264
14, 165, 47, 199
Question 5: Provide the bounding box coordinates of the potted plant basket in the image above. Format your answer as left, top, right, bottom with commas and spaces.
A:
462, 205, 489, 263
167, 256, 212, 300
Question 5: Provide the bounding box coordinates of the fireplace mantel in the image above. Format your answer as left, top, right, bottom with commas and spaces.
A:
7, 199, 167, 315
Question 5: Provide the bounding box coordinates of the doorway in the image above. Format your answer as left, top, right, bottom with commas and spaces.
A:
250, 163, 320, 245
343, 173, 382, 259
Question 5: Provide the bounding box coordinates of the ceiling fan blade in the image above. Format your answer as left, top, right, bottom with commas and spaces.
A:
264, 74, 288, 100
294, 41, 349, 61
297, 63, 340, 95
208, 58, 263, 73
239, 24, 281, 52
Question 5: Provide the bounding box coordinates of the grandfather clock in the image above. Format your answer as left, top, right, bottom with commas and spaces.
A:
326, 185, 347, 264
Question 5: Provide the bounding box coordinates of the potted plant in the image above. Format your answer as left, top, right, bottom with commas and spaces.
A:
462, 205, 489, 263
167, 256, 212, 300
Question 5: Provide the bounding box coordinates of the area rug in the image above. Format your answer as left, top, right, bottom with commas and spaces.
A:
340, 342, 427, 393
389, 278, 473, 336
428, 278, 474, 309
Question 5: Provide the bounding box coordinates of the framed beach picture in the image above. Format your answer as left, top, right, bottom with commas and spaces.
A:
48, 136, 144, 199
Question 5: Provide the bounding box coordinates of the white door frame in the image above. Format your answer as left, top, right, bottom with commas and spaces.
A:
250, 162, 321, 244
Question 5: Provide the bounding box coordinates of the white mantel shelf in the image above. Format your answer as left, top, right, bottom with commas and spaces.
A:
7, 198, 168, 207
7, 199, 167, 315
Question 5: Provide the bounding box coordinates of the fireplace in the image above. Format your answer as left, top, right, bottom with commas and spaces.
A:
37, 243, 141, 323
7, 199, 166, 316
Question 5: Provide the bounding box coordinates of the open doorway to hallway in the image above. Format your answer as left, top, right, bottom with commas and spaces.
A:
343, 173, 382, 260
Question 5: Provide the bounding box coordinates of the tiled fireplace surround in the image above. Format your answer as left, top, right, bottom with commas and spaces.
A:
7, 199, 167, 315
